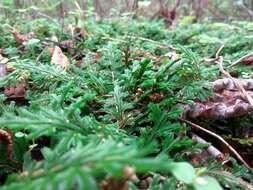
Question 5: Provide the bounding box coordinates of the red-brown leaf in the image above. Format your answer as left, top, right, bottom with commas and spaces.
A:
238, 55, 253, 65
11, 29, 35, 44
4, 83, 26, 98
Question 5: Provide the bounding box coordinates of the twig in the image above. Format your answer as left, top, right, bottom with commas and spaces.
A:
192, 134, 224, 159
216, 56, 253, 109
215, 44, 225, 58
231, 52, 253, 67
179, 118, 251, 169
36, 49, 46, 63
212, 45, 253, 109
203, 44, 225, 63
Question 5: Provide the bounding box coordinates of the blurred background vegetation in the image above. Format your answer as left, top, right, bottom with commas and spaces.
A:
1, 0, 253, 25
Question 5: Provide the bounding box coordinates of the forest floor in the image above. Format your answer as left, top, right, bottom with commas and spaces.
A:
0, 16, 253, 190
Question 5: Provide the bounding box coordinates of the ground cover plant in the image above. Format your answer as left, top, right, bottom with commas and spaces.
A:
0, 1, 253, 190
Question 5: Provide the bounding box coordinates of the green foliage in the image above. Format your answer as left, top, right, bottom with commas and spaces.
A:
0, 8, 253, 190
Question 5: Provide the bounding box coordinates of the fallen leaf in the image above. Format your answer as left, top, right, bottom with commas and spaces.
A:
0, 129, 14, 161
47, 47, 55, 56
100, 166, 136, 190
75, 26, 89, 39
75, 60, 83, 68
236, 55, 253, 65
182, 78, 253, 119
164, 52, 180, 60
59, 40, 74, 54
93, 53, 101, 64
51, 46, 70, 69
4, 83, 26, 98
11, 29, 35, 45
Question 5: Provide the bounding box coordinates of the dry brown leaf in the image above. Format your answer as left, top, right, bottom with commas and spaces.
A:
51, 46, 70, 69
0, 63, 27, 104
100, 166, 137, 190
182, 78, 253, 119
4, 83, 26, 98
47, 47, 55, 57
59, 40, 74, 54
0, 129, 14, 161
75, 60, 83, 68
11, 29, 35, 44
73, 26, 89, 40
238, 55, 253, 65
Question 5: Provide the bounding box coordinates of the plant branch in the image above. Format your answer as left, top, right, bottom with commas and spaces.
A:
231, 52, 253, 66
179, 118, 251, 169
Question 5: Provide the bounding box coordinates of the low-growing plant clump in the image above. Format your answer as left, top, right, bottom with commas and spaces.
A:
0, 7, 253, 190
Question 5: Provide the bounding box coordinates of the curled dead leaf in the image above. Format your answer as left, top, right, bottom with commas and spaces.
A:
11, 29, 35, 45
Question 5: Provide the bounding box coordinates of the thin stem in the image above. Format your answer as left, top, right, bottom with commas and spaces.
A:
179, 118, 251, 169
